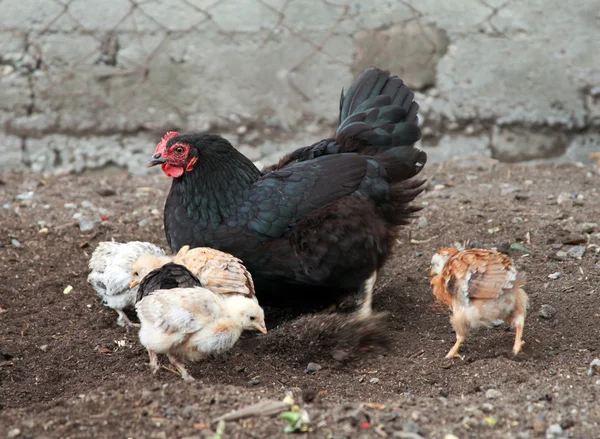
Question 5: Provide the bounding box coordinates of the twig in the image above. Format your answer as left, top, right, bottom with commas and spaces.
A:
212, 400, 291, 424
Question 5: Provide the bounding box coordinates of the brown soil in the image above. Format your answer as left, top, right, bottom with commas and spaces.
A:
1, 160, 599, 438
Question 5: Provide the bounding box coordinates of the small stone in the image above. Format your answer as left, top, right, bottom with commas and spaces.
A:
10, 239, 22, 248
481, 403, 494, 413
539, 304, 557, 319
180, 404, 196, 418
587, 358, 600, 376
96, 187, 117, 197
417, 216, 428, 228
39, 344, 49, 352
7, 428, 20, 438
556, 192, 572, 206
443, 435, 459, 439
81, 200, 95, 209
546, 423, 563, 438
64, 202, 77, 209
533, 415, 547, 433
138, 218, 151, 227
76, 216, 95, 232
16, 191, 34, 200
496, 241, 511, 254
485, 389, 502, 399
515, 193, 530, 201
247, 379, 260, 386
236, 125, 248, 135
566, 245, 586, 259
548, 272, 561, 280
369, 377, 380, 384
553, 251, 568, 261
576, 222, 598, 233
141, 390, 153, 403
305, 362, 322, 374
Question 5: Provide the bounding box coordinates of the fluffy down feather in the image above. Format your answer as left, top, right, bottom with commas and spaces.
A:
87, 241, 167, 327
430, 247, 529, 359
135, 287, 267, 380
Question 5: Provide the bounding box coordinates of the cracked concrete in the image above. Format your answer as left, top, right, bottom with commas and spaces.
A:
0, 0, 598, 175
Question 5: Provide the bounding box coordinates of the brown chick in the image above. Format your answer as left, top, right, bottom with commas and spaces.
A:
130, 245, 256, 301
430, 247, 529, 359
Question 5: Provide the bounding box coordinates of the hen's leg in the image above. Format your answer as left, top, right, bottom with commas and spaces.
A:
511, 288, 529, 355
167, 354, 195, 381
357, 271, 377, 318
148, 349, 159, 373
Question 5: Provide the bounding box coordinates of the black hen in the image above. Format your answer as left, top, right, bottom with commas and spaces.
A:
147, 67, 427, 314
135, 262, 201, 303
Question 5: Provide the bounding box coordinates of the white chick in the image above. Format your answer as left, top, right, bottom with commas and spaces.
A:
135, 287, 267, 381
87, 241, 169, 327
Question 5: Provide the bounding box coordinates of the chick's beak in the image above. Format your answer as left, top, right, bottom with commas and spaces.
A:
129, 280, 139, 288
430, 269, 436, 276
147, 153, 167, 168
255, 321, 268, 334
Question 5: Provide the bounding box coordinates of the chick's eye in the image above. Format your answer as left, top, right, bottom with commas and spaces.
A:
249, 316, 256, 321
133, 272, 138, 276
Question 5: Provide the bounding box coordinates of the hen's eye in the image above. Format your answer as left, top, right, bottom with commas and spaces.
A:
249, 316, 256, 321
175, 146, 184, 154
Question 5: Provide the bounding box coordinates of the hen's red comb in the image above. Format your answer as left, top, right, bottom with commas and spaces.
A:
155, 131, 179, 154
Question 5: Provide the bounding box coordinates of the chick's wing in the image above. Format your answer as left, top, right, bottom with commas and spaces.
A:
445, 249, 523, 300
136, 287, 222, 334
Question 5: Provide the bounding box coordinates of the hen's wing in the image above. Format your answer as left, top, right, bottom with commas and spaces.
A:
136, 262, 202, 302
135, 287, 222, 334
443, 249, 524, 301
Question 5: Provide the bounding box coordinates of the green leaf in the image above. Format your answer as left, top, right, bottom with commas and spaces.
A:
509, 243, 531, 254
280, 412, 301, 423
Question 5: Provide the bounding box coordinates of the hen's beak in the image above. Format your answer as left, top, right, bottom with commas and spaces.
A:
129, 280, 139, 289
147, 153, 167, 168
255, 321, 268, 334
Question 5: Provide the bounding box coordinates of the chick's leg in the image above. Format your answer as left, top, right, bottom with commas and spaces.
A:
358, 271, 377, 318
446, 310, 469, 360
167, 353, 195, 381
116, 309, 133, 327
511, 288, 529, 355
148, 349, 159, 374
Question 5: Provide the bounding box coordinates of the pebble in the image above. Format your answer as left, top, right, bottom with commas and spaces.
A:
369, 377, 380, 384
96, 187, 117, 197
306, 362, 322, 374
7, 428, 20, 438
3, 203, 12, 210
546, 423, 563, 438
16, 191, 34, 200
138, 218, 151, 227
566, 245, 585, 259
548, 272, 561, 280
181, 404, 197, 419
78, 218, 95, 232
247, 379, 260, 386
10, 239, 22, 248
481, 403, 494, 413
417, 216, 428, 228
141, 390, 153, 403
556, 192, 572, 206
443, 435, 459, 439
576, 222, 598, 233
533, 415, 547, 433
485, 389, 503, 399
553, 251, 568, 260
39, 344, 49, 352
539, 304, 557, 319
587, 358, 600, 376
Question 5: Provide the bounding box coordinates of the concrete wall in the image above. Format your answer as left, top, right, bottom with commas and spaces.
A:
1, 0, 599, 175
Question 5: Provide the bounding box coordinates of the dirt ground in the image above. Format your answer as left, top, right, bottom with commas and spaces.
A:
1, 159, 599, 439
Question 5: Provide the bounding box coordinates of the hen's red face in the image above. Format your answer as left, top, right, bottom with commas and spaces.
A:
147, 131, 198, 178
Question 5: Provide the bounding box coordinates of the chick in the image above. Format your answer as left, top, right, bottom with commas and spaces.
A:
136, 262, 202, 302
430, 247, 529, 359
87, 241, 168, 327
130, 245, 256, 301
135, 287, 267, 381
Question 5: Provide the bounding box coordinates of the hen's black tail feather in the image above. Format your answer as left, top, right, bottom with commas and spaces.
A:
336, 67, 422, 152
380, 179, 428, 226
